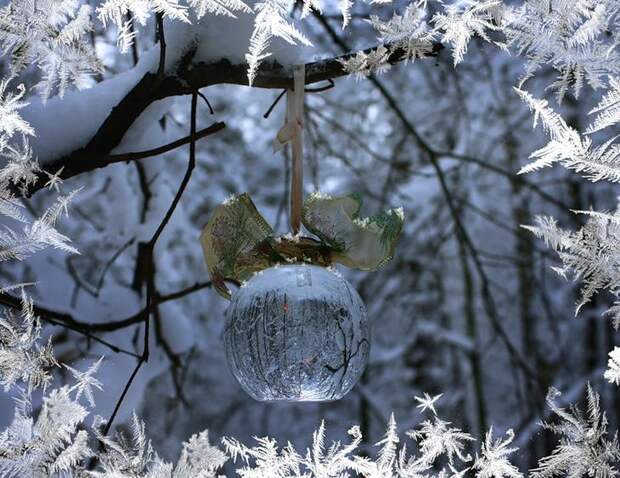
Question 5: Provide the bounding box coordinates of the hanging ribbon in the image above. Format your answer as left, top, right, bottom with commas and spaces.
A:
200, 192, 403, 299
274, 65, 305, 234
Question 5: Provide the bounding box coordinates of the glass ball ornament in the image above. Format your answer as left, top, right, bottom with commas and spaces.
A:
224, 264, 369, 402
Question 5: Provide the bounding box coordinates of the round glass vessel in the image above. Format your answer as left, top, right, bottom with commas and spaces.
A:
224, 264, 369, 401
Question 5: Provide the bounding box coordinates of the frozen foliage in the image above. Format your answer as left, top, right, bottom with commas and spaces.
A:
0, 386, 92, 477
0, 290, 57, 393
516, 88, 620, 182
0, 79, 79, 260
97, 0, 190, 54
511, 0, 620, 390
531, 385, 620, 478
605, 347, 620, 386
504, 0, 620, 101
222, 395, 483, 477
1, 0, 620, 475
244, 0, 311, 84
2, 331, 619, 477
523, 205, 620, 326
432, 0, 501, 66
0, 0, 101, 99
473, 428, 523, 478
340, 0, 501, 76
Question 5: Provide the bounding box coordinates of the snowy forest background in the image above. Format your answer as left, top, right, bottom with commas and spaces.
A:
1, 0, 620, 475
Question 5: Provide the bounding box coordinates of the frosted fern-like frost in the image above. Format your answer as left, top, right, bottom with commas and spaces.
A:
340, 0, 501, 77
97, 0, 190, 53
605, 347, 620, 386
516, 86, 620, 182
530, 385, 620, 478
0, 290, 57, 393
432, 0, 501, 66
0, 0, 102, 99
245, 0, 312, 85
473, 428, 523, 478
523, 205, 620, 324
504, 0, 620, 101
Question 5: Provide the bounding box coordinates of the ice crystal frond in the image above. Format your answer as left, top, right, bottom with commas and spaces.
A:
338, 46, 392, 79
223, 433, 304, 476
604, 301, 620, 330
432, 0, 501, 66
189, 0, 251, 19
516, 88, 620, 182
0, 386, 92, 477
303, 420, 365, 476
0, 187, 80, 261
93, 411, 159, 476
605, 347, 620, 386
369, 4, 437, 61
0, 289, 58, 392
414, 392, 443, 415
0, 138, 41, 196
587, 77, 620, 134
473, 427, 523, 478
97, 0, 189, 53
174, 430, 228, 477
531, 384, 620, 478
0, 0, 102, 99
504, 0, 620, 101
0, 82, 33, 139
525, 202, 620, 323
21, 189, 81, 257
408, 416, 474, 466
246, 0, 312, 85
344, 1, 500, 77
65, 356, 104, 407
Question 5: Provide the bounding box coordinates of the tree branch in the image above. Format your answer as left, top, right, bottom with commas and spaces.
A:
102, 91, 199, 435
21, 41, 443, 197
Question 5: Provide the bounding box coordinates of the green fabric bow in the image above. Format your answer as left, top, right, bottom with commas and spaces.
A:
200, 192, 404, 299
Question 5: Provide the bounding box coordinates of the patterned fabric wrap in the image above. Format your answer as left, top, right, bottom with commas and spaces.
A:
200, 192, 403, 299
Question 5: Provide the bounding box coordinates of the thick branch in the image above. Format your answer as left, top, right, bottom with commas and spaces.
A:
22, 42, 443, 197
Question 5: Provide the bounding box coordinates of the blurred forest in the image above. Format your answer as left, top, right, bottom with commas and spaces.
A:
0, 0, 618, 473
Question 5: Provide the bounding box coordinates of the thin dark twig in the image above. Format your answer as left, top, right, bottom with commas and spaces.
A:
134, 162, 152, 224
197, 91, 215, 114
156, 13, 166, 79
304, 79, 335, 93
0, 281, 213, 334
46, 317, 140, 358
102, 359, 145, 435
103, 91, 199, 436
264, 80, 335, 119
108, 122, 225, 163
125, 12, 139, 67
264, 89, 287, 118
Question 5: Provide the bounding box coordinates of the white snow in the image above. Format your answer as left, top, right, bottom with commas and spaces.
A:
22, 47, 159, 163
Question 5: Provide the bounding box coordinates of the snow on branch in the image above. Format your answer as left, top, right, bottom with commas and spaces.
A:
17, 39, 442, 198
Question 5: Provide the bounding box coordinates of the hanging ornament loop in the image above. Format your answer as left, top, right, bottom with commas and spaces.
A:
288, 65, 305, 234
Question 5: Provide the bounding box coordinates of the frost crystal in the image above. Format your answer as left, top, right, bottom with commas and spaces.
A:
531, 385, 620, 478
605, 347, 620, 386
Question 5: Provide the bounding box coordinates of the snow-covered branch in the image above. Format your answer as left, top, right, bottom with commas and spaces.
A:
18, 40, 442, 197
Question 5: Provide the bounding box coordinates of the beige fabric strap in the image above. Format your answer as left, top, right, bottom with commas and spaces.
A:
289, 65, 305, 234
274, 65, 305, 234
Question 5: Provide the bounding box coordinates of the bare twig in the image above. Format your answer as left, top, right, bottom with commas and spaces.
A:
314, 13, 541, 388
103, 91, 199, 435
156, 13, 166, 79
96, 122, 225, 169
